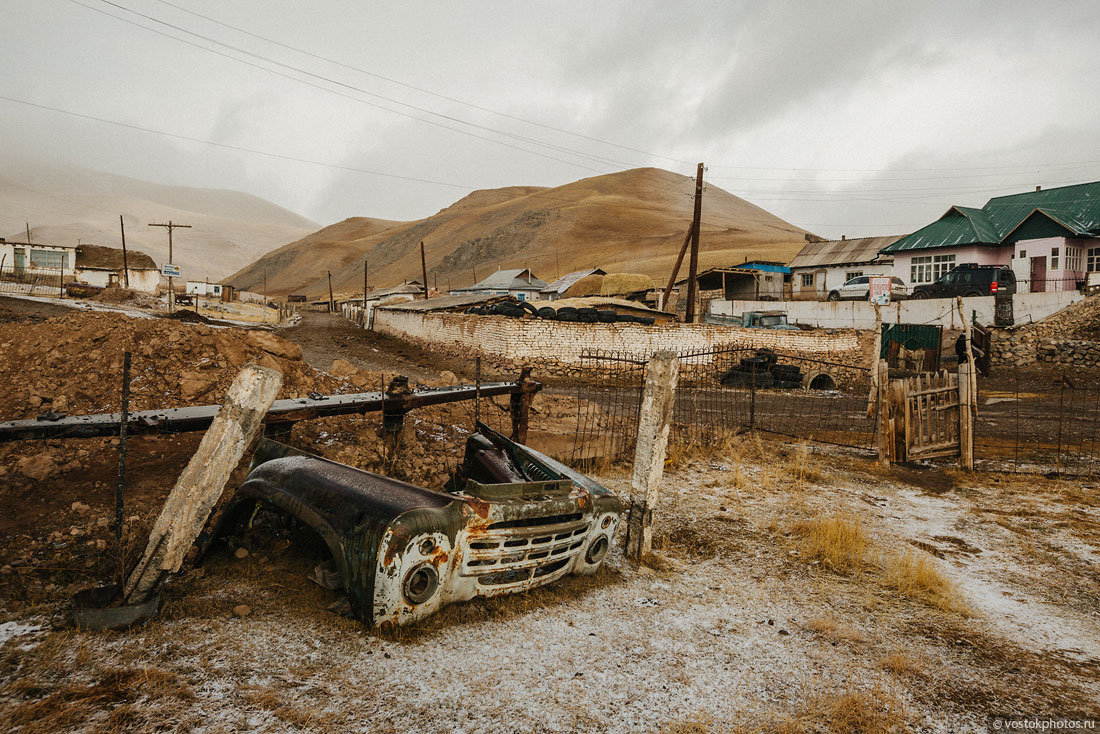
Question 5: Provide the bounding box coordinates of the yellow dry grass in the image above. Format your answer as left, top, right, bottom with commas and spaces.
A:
789, 514, 868, 574
881, 549, 970, 615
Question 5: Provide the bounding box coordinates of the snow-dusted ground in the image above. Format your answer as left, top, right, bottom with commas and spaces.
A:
2, 439, 1098, 732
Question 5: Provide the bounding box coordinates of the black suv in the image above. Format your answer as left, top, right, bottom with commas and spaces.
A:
910, 264, 1016, 299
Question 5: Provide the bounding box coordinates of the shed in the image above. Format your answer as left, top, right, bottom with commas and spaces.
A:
75, 244, 160, 293
788, 235, 901, 300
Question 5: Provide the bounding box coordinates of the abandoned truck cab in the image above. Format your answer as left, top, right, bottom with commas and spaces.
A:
213, 425, 621, 628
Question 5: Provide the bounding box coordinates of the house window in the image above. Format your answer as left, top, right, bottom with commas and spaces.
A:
1066, 247, 1081, 271
30, 249, 68, 270
1051, 247, 1060, 270
845, 271, 863, 282
800, 273, 814, 287
932, 254, 956, 279
1088, 248, 1100, 272
911, 256, 932, 284
1018, 249, 1026, 259
516, 292, 526, 301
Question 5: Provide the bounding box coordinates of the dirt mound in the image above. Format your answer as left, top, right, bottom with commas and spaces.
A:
91, 287, 161, 309
164, 308, 209, 324
0, 310, 340, 421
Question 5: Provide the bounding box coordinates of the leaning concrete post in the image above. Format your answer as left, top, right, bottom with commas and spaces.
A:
123, 364, 283, 603
625, 351, 679, 562
958, 361, 974, 470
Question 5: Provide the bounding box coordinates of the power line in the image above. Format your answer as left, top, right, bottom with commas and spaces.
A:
74, 0, 636, 174
151, 0, 695, 169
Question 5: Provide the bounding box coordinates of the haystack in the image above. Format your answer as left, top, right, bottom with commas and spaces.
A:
564, 274, 604, 297
600, 273, 654, 296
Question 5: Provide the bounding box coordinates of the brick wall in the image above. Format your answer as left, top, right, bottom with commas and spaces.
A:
373, 308, 868, 376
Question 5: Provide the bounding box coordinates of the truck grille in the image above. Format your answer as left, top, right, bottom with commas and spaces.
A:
462, 514, 590, 585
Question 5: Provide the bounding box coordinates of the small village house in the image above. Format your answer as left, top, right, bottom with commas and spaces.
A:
881, 181, 1100, 293
0, 239, 77, 277
787, 235, 901, 300
672, 261, 790, 317
449, 268, 548, 301
185, 281, 235, 301
74, 244, 160, 293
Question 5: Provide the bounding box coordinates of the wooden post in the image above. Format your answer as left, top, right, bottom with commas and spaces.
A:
119, 215, 129, 288
867, 304, 883, 417
625, 351, 679, 562
956, 296, 978, 416
876, 359, 891, 466
958, 361, 974, 470
420, 241, 429, 300
122, 364, 283, 603
327, 271, 335, 312
509, 368, 535, 444
684, 162, 704, 323
660, 225, 693, 312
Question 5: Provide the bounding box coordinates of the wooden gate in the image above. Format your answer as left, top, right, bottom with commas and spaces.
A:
904, 371, 960, 460
878, 363, 973, 467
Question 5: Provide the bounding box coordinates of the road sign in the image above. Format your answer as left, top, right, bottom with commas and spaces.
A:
161, 263, 180, 278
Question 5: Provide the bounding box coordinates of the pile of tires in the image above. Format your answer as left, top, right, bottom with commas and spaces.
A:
718, 349, 802, 389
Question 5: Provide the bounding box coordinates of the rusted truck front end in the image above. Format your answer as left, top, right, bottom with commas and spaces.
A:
216, 424, 620, 628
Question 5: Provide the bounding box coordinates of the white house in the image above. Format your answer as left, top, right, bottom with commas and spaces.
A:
74, 245, 160, 293
787, 235, 902, 300
0, 239, 77, 276
449, 268, 548, 301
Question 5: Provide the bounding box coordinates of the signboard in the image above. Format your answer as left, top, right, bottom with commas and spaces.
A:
161, 263, 181, 278
869, 276, 892, 305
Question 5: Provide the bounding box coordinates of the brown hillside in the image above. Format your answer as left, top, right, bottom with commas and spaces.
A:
227, 168, 815, 298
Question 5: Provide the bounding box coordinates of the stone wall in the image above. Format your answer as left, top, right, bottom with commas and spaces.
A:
373, 307, 870, 377
992, 294, 1100, 368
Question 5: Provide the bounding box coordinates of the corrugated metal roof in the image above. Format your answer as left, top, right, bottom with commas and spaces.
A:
378, 293, 507, 312
541, 268, 606, 294
884, 180, 1100, 253
788, 235, 902, 269
452, 268, 548, 292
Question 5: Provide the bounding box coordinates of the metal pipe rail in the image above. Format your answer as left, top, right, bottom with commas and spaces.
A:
0, 379, 541, 442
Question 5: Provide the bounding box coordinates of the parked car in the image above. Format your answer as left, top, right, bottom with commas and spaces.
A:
827, 275, 908, 302
706, 310, 800, 330
910, 264, 1016, 300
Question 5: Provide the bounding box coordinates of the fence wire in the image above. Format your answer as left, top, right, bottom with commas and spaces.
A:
975, 368, 1100, 476
571, 347, 875, 466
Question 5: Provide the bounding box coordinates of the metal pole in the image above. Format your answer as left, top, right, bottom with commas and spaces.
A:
475, 357, 481, 427
168, 222, 174, 311
327, 271, 335, 312
115, 351, 131, 539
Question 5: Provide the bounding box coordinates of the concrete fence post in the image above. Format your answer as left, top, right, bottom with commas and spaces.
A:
123, 364, 283, 603
625, 351, 679, 562
958, 361, 974, 470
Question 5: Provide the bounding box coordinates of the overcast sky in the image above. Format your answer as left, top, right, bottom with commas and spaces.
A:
2, 0, 1099, 239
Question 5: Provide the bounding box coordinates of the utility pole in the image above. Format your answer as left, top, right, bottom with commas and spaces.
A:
119, 216, 129, 288
263, 270, 268, 323
327, 271, 335, 312
148, 220, 191, 312
25, 222, 31, 245
684, 162, 704, 324
420, 241, 429, 300
363, 260, 368, 301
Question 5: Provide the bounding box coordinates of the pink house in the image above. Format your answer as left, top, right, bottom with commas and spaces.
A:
881, 182, 1100, 293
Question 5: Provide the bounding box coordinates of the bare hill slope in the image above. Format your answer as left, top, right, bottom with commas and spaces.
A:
227, 168, 814, 298
0, 159, 317, 283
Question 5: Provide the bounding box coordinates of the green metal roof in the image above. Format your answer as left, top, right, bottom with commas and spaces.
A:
882, 180, 1100, 253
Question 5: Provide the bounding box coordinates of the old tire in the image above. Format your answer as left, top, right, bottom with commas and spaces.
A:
597, 310, 617, 323
537, 307, 557, 319
827, 291, 841, 302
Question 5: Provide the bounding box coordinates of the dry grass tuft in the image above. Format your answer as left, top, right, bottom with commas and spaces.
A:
881, 549, 970, 614
816, 684, 905, 734
879, 650, 924, 678
662, 712, 713, 733
804, 616, 871, 644
787, 442, 825, 486
789, 514, 868, 574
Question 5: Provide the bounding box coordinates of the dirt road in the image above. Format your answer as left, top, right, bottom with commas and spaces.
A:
278, 311, 453, 383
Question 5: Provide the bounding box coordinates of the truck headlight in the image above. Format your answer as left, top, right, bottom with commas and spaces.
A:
586, 536, 610, 564
403, 563, 439, 605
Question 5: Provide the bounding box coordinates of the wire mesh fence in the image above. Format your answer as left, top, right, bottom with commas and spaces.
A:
569, 348, 876, 467
0, 265, 66, 297
974, 368, 1100, 476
